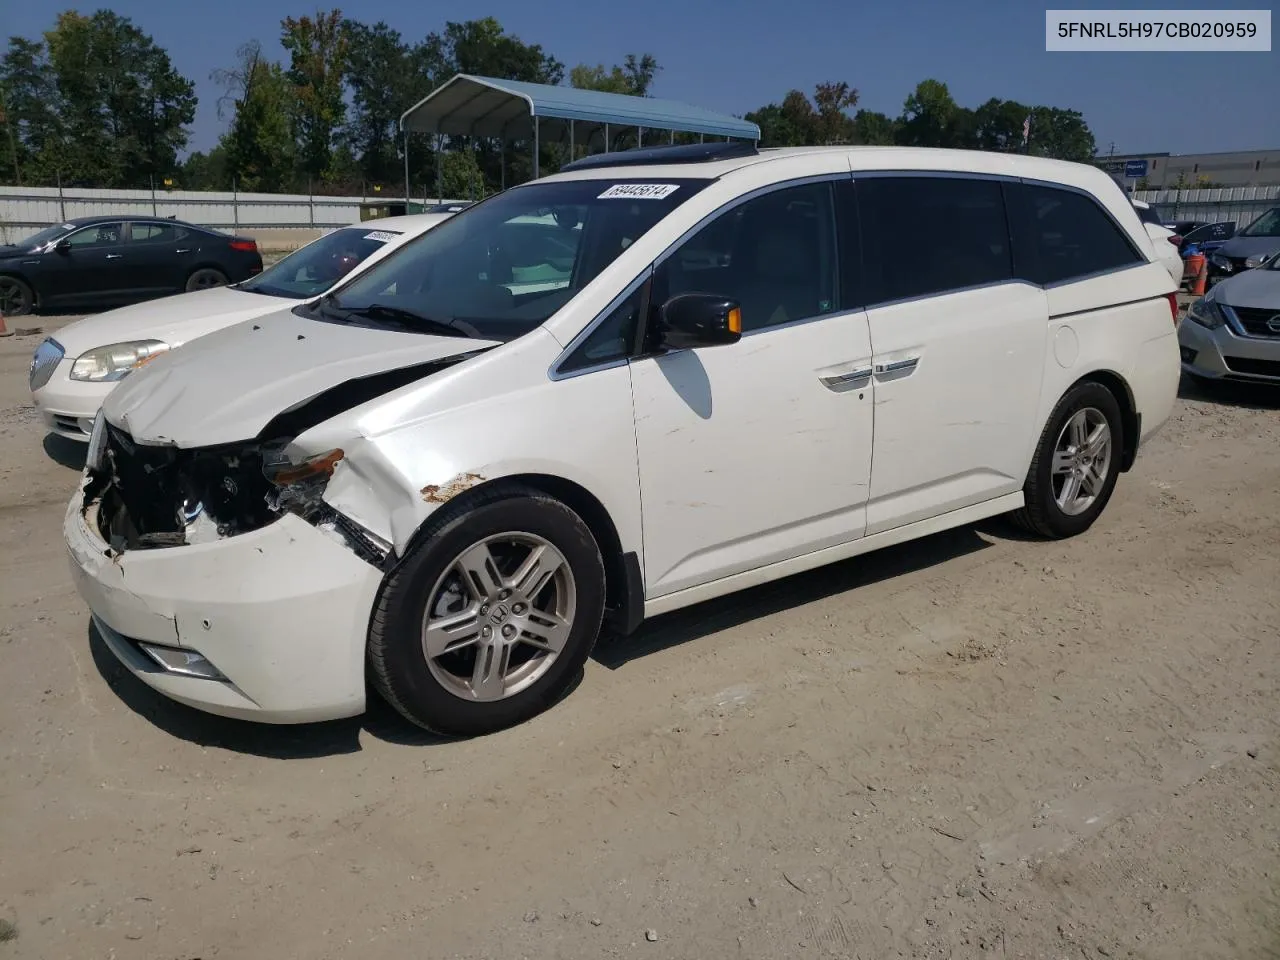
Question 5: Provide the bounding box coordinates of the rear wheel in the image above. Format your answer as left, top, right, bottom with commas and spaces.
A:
368, 483, 606, 736
1013, 381, 1123, 539
0, 276, 34, 316
185, 268, 228, 292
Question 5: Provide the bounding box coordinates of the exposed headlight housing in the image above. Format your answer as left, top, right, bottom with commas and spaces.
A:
1186, 293, 1227, 330
70, 340, 170, 382
1210, 255, 1232, 272
1244, 252, 1274, 270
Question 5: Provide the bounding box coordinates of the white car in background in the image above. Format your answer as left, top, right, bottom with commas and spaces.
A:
1133, 199, 1184, 287
28, 212, 456, 440
1179, 249, 1280, 384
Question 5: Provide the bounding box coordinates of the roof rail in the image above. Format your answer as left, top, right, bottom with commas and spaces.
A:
560, 141, 759, 173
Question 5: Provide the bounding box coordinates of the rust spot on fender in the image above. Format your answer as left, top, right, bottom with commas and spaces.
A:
421, 472, 485, 504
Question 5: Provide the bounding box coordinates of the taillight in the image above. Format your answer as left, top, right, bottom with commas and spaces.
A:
1167, 292, 1179, 324
229, 239, 257, 252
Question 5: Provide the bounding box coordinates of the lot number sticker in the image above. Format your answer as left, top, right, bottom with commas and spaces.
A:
598, 183, 680, 200
363, 231, 400, 242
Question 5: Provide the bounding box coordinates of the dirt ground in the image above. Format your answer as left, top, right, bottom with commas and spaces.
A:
1, 318, 1278, 960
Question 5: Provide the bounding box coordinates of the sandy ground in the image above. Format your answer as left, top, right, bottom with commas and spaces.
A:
1, 318, 1278, 960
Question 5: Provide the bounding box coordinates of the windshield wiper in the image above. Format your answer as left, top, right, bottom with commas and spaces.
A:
342, 303, 469, 338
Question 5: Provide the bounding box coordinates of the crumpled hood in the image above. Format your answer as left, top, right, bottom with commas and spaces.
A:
1216, 235, 1280, 260
1215, 266, 1280, 310
103, 307, 499, 447
52, 286, 289, 356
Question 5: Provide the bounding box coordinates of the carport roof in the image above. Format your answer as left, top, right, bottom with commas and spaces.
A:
399, 74, 760, 143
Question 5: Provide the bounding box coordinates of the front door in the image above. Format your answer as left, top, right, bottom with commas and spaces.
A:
855, 175, 1049, 535
630, 179, 875, 598
45, 221, 129, 307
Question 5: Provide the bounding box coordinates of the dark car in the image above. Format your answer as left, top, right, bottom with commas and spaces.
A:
1207, 207, 1280, 281
0, 215, 263, 316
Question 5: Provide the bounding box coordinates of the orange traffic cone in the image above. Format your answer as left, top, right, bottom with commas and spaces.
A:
1191, 255, 1208, 297
0, 308, 10, 338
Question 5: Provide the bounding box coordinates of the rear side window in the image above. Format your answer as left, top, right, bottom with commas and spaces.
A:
856, 176, 1013, 304
1009, 183, 1144, 285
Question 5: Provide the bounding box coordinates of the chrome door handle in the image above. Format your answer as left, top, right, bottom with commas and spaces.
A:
819, 366, 873, 389
874, 357, 919, 375
105, 253, 123, 260
175, 248, 190, 253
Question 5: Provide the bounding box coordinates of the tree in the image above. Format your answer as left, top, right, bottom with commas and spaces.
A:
0, 38, 62, 184
281, 9, 349, 183
569, 53, 660, 96
214, 41, 297, 191
342, 20, 426, 185
179, 144, 228, 190
0, 12, 196, 187
1025, 106, 1095, 163
852, 109, 897, 145
897, 79, 967, 148
812, 81, 858, 144
972, 98, 1031, 153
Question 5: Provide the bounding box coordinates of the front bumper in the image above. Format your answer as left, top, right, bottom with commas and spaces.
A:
1178, 316, 1280, 383
31, 361, 115, 441
64, 491, 384, 723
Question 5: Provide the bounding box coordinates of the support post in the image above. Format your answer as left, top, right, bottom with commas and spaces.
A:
638, 126, 643, 148
57, 170, 65, 222
232, 178, 239, 230
435, 134, 442, 203
669, 129, 674, 145
605, 123, 610, 153
570, 119, 575, 162
150, 174, 157, 216
403, 128, 410, 208
500, 139, 506, 190
533, 115, 540, 179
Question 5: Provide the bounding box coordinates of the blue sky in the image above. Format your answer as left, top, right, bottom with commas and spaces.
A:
6, 0, 1278, 156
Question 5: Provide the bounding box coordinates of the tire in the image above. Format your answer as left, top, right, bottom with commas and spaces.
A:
0, 275, 34, 316
1013, 381, 1124, 540
368, 482, 606, 736
185, 267, 228, 292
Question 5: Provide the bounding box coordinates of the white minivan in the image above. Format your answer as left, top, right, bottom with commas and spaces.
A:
66, 144, 1180, 736
29, 212, 454, 440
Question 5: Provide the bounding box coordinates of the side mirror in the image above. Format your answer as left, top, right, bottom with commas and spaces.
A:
54, 239, 72, 254
656, 293, 742, 350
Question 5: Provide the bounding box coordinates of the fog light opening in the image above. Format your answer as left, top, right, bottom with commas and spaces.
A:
1180, 347, 1197, 365
139, 643, 227, 680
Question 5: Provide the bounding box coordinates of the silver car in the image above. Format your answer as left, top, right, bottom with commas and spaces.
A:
1179, 251, 1280, 383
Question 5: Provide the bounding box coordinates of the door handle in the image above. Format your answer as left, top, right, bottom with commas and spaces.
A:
819, 366, 873, 389
874, 357, 919, 375
175, 248, 190, 254
105, 253, 123, 260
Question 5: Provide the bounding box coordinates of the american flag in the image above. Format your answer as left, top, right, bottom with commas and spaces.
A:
1022, 115, 1031, 145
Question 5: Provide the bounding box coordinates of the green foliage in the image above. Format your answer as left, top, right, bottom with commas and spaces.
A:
281, 9, 349, 183
213, 41, 297, 192
0, 10, 195, 187
570, 54, 659, 96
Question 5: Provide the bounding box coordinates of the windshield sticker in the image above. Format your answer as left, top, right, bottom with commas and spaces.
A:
363, 230, 401, 242
598, 183, 680, 200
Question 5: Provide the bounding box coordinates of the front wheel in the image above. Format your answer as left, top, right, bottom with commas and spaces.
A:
1013, 381, 1123, 539
0, 276, 34, 316
368, 483, 606, 736
185, 268, 228, 292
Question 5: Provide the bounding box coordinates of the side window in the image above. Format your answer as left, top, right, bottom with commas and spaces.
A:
857, 176, 1012, 304
652, 181, 839, 334
64, 222, 124, 248
558, 285, 643, 374
1010, 183, 1143, 285
131, 222, 180, 243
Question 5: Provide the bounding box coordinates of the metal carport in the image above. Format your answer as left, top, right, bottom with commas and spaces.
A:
398, 74, 761, 199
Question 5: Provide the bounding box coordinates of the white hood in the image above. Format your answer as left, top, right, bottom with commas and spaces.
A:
103, 307, 498, 447
53, 286, 292, 356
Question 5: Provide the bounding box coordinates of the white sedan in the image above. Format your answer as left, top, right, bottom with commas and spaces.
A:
28, 212, 454, 440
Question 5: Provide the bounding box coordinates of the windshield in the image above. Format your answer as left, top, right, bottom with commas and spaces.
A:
316, 178, 710, 340
1241, 208, 1280, 238
7, 224, 75, 250
237, 226, 406, 299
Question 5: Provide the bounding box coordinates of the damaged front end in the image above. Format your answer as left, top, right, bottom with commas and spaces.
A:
83, 420, 391, 567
